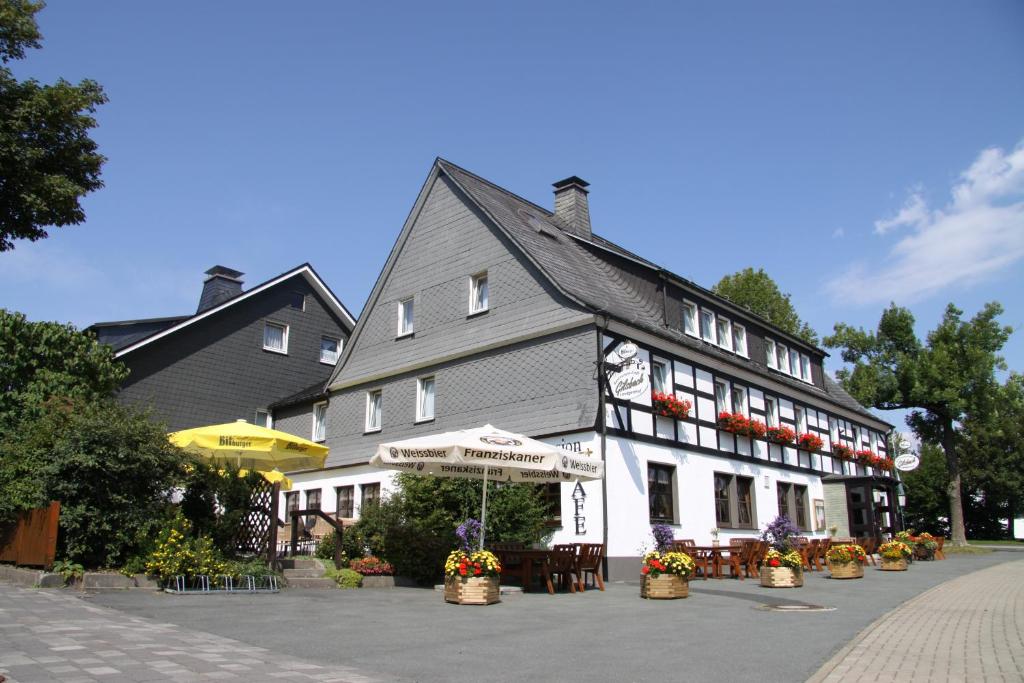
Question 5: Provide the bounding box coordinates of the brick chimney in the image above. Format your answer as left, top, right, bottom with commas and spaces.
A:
197, 266, 244, 313
552, 176, 591, 239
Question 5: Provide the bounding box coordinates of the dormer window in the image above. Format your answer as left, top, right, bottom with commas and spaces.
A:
733, 325, 747, 357
320, 336, 341, 365
717, 317, 732, 351
700, 310, 717, 344
398, 298, 414, 337
777, 344, 790, 374
766, 339, 777, 369
800, 354, 812, 382
682, 301, 698, 337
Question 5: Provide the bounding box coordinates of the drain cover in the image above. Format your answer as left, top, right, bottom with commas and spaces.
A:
761, 604, 835, 612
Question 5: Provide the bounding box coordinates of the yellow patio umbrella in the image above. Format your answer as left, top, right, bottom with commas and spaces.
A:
239, 468, 294, 491
169, 419, 328, 473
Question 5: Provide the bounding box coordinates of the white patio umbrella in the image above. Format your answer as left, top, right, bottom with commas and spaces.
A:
371, 424, 604, 548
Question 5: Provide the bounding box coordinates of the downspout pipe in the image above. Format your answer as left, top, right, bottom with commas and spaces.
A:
595, 313, 611, 580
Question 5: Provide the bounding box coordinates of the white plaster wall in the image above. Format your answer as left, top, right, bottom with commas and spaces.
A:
278, 465, 398, 521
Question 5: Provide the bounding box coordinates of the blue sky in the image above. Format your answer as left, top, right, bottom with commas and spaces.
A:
3, 1, 1023, 397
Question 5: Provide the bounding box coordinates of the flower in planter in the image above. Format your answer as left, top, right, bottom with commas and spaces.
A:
641, 551, 695, 578
717, 411, 748, 434
765, 426, 796, 446
826, 544, 866, 565
761, 515, 799, 553
855, 449, 877, 466
878, 541, 912, 561
746, 419, 768, 439
831, 443, 854, 461
444, 549, 501, 578
651, 523, 675, 553
796, 433, 823, 452
873, 457, 895, 472
763, 548, 803, 570
652, 391, 692, 420
349, 556, 395, 576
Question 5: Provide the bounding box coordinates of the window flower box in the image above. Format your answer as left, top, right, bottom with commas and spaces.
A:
831, 443, 854, 461
717, 412, 767, 439
765, 426, 796, 446
652, 391, 691, 420
796, 433, 823, 452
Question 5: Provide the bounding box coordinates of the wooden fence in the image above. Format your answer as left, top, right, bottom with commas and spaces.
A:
0, 502, 60, 569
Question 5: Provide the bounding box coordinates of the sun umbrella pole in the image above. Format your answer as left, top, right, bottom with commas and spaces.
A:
479, 465, 488, 551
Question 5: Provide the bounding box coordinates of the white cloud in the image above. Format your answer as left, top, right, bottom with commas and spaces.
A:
828, 141, 1024, 306
832, 227, 845, 239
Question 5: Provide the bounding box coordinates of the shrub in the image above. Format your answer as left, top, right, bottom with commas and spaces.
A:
350, 556, 394, 576
144, 514, 228, 581
315, 530, 347, 565
332, 568, 363, 589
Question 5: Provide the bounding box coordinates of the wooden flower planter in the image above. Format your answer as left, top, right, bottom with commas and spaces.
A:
880, 558, 908, 571
828, 562, 864, 579
640, 574, 689, 599
444, 576, 500, 605
759, 566, 803, 588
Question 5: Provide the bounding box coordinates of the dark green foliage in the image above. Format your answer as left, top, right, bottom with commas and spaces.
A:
826, 302, 1012, 545
330, 567, 363, 589
178, 462, 264, 556
0, 0, 107, 250
314, 529, 347, 565
0, 310, 127, 434
0, 398, 188, 567
900, 443, 951, 537
342, 475, 549, 585
712, 268, 819, 345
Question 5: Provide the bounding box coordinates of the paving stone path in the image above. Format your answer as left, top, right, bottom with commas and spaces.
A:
0, 585, 393, 683
809, 558, 1024, 682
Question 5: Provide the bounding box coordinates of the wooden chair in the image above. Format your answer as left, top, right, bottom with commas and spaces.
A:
859, 537, 878, 566
672, 540, 711, 580
802, 539, 820, 571
546, 546, 579, 593
576, 543, 605, 591
811, 539, 831, 571
726, 540, 755, 580
748, 541, 768, 577
934, 536, 946, 560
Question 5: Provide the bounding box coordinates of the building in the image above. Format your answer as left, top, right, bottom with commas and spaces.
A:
274, 160, 897, 578
90, 264, 355, 433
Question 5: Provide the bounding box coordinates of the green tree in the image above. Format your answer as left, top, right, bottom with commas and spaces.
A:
0, 309, 127, 433
712, 268, 819, 345
0, 0, 107, 251
900, 443, 950, 537
825, 302, 1011, 546
0, 398, 188, 566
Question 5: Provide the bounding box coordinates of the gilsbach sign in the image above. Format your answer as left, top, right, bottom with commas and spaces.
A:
607, 340, 649, 401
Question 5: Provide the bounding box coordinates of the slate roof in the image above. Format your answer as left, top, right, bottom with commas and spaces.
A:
268, 381, 328, 410
89, 316, 190, 352
435, 159, 888, 427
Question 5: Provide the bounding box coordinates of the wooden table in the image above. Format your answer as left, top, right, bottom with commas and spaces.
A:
688, 545, 728, 579
497, 549, 556, 594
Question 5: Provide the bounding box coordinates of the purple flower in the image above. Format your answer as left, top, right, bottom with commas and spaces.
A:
761, 515, 799, 552
651, 523, 675, 552
455, 518, 482, 551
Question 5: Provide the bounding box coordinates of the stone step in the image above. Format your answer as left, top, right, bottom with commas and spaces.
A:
283, 568, 324, 578
285, 577, 336, 589
279, 558, 323, 570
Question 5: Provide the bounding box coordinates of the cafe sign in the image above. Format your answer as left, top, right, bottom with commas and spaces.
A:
894, 454, 920, 472
607, 341, 649, 401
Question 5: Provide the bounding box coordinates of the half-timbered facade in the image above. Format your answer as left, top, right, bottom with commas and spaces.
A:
275, 160, 896, 578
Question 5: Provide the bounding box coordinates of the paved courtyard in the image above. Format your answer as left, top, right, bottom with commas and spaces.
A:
0, 553, 1020, 682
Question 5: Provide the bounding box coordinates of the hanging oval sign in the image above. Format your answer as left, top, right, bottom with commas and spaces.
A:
609, 358, 649, 401
894, 454, 920, 472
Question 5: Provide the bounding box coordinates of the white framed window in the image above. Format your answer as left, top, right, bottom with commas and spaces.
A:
717, 317, 733, 351
254, 410, 270, 428
795, 406, 807, 435
777, 344, 790, 375
398, 297, 414, 336
731, 384, 748, 416
313, 401, 327, 442
765, 397, 778, 427
715, 379, 729, 415
789, 349, 800, 378
652, 360, 670, 393
320, 336, 341, 365
682, 301, 698, 337
766, 339, 777, 369
365, 390, 382, 432
469, 272, 489, 314
733, 324, 747, 357
416, 376, 435, 422
800, 354, 812, 382
700, 309, 717, 344
263, 322, 288, 354
829, 417, 839, 445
